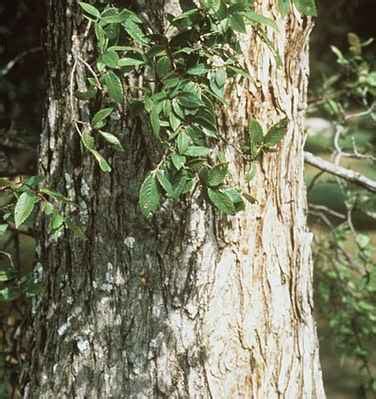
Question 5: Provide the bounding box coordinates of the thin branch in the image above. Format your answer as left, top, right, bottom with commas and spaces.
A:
304, 151, 376, 193
0, 47, 42, 77
309, 204, 346, 220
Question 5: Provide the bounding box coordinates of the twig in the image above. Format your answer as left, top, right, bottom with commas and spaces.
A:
0, 47, 42, 77
304, 151, 376, 193
309, 204, 346, 220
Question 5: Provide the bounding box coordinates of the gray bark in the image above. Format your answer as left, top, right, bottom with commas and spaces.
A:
22, 0, 326, 397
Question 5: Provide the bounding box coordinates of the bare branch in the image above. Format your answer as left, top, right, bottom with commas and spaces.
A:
0, 47, 42, 77
304, 151, 376, 193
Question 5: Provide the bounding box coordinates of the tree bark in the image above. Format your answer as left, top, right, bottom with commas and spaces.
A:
22, 0, 326, 397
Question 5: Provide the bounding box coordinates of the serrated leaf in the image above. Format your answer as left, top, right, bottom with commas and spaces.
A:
0, 224, 8, 235
103, 71, 124, 104
79, 2, 101, 19
184, 146, 210, 157
150, 106, 161, 137
264, 119, 288, 147
207, 188, 235, 214
118, 57, 145, 67
91, 150, 112, 172
139, 173, 160, 218
172, 98, 185, 119
0, 270, 15, 282
51, 212, 65, 231
179, 92, 203, 109
187, 64, 208, 76
293, 0, 317, 16
14, 191, 37, 228
177, 132, 191, 154
157, 170, 175, 198
230, 13, 247, 33
278, 0, 290, 16
81, 128, 96, 150
171, 154, 186, 170
95, 24, 108, 53
202, 0, 221, 12
222, 188, 245, 211
242, 11, 278, 30
76, 87, 98, 101
248, 119, 264, 158
42, 201, 54, 216
207, 163, 228, 187
92, 107, 113, 128
99, 131, 124, 150
101, 50, 119, 68
39, 188, 69, 201
245, 163, 256, 182
0, 287, 18, 302
122, 20, 149, 45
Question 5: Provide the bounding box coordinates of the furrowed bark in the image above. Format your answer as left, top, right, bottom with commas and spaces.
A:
22, 0, 325, 397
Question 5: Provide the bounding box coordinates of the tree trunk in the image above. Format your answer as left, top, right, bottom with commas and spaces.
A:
22, 0, 326, 397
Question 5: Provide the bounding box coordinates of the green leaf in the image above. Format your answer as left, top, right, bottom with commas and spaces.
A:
171, 154, 186, 170
230, 14, 247, 33
156, 56, 172, 76
242, 11, 278, 30
207, 188, 235, 214
39, 188, 69, 201
157, 170, 175, 198
278, 0, 290, 16
42, 201, 54, 215
92, 107, 113, 128
103, 71, 124, 104
263, 118, 288, 147
51, 212, 65, 231
0, 224, 8, 235
222, 188, 245, 211
150, 106, 161, 138
184, 146, 210, 157
293, 0, 317, 16
81, 129, 96, 150
172, 99, 185, 119
95, 24, 108, 53
202, 0, 221, 12
178, 92, 203, 109
14, 192, 37, 228
245, 163, 256, 182
0, 287, 18, 302
215, 68, 226, 89
139, 173, 160, 218
177, 132, 191, 154
79, 2, 101, 19
207, 163, 228, 187
76, 87, 98, 101
91, 150, 112, 172
356, 234, 370, 249
99, 131, 124, 150
122, 20, 149, 45
118, 57, 145, 67
0, 270, 15, 283
248, 119, 264, 157
101, 50, 119, 68
187, 64, 208, 76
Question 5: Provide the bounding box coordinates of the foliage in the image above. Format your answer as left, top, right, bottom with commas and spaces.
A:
308, 32, 376, 395
77, 0, 301, 218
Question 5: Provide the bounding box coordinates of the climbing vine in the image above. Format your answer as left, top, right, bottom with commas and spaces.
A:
0, 0, 316, 302
76, 0, 314, 218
